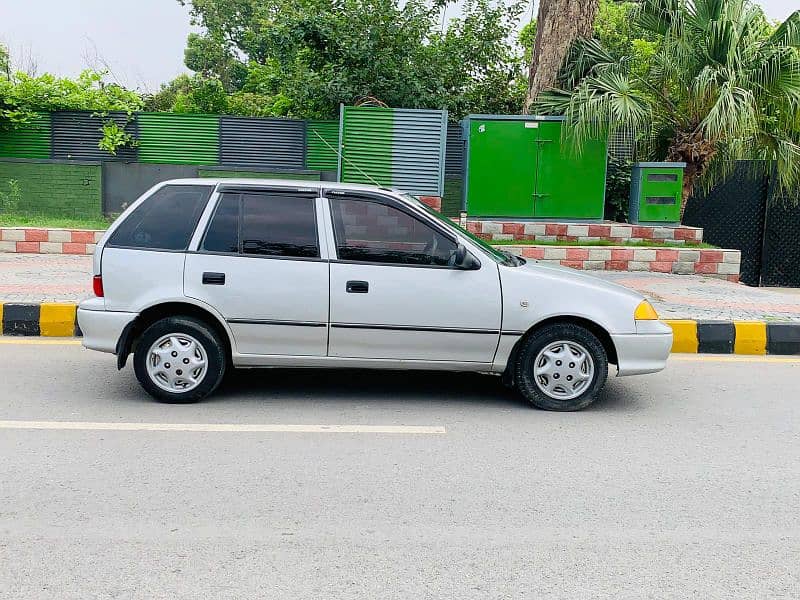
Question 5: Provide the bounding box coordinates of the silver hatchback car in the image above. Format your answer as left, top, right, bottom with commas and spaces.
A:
78, 179, 672, 410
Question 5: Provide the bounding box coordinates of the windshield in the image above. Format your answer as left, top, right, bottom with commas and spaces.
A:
403, 194, 524, 267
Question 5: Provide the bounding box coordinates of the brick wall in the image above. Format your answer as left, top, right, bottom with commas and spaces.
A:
0, 159, 102, 217
465, 220, 704, 245
504, 245, 741, 281
0, 228, 103, 254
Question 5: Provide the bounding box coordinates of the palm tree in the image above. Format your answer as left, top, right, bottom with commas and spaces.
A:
534, 0, 800, 219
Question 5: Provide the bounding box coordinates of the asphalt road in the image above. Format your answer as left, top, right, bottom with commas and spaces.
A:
1, 341, 799, 599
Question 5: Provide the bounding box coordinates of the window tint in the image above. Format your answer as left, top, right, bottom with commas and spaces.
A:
202, 193, 240, 253
240, 192, 319, 258
108, 185, 212, 250
330, 197, 458, 266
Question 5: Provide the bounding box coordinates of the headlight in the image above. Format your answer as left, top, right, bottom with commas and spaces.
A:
634, 300, 659, 320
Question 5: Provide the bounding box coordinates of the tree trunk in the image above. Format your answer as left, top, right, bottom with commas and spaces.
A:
524, 0, 599, 113
666, 130, 717, 222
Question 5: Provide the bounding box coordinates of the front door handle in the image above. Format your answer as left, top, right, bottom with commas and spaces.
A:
202, 272, 226, 285
346, 280, 369, 293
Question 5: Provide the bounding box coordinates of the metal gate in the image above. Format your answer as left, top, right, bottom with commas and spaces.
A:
684, 161, 800, 287
683, 162, 768, 286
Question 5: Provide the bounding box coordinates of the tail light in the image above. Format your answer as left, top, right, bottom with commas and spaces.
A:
93, 275, 104, 297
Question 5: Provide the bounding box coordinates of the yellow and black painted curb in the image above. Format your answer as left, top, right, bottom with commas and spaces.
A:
1, 303, 799, 355
663, 319, 800, 355
0, 302, 81, 337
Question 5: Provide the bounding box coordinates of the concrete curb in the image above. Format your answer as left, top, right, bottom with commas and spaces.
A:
1, 303, 799, 356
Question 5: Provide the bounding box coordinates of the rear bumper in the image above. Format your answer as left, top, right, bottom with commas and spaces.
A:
612, 321, 673, 376
77, 298, 137, 354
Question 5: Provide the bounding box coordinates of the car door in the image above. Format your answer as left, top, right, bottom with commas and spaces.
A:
184, 186, 329, 356
325, 191, 502, 363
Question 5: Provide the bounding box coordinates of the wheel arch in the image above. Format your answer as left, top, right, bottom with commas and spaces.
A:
502, 315, 618, 385
116, 300, 233, 370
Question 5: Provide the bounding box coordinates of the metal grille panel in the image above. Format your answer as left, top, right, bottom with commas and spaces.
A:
683, 161, 769, 286
445, 122, 464, 176
0, 113, 51, 159
52, 111, 137, 161
220, 116, 305, 169
761, 186, 800, 287
137, 113, 219, 165
391, 109, 446, 196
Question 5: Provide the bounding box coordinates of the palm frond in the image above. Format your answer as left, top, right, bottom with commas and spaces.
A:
767, 10, 800, 49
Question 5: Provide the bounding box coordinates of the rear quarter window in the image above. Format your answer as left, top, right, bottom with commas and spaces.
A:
107, 184, 212, 250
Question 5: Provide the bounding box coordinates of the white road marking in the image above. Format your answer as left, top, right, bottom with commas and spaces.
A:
0, 339, 82, 345
0, 420, 446, 434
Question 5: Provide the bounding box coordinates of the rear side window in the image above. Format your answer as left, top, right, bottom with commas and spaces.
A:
201, 190, 319, 258
108, 185, 212, 250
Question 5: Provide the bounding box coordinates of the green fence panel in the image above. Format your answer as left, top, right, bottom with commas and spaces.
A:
0, 113, 52, 159
339, 106, 393, 188
137, 113, 220, 165
306, 120, 339, 171
198, 168, 321, 181
0, 159, 102, 217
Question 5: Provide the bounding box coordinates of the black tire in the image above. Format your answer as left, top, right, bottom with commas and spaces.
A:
133, 316, 227, 404
514, 323, 608, 411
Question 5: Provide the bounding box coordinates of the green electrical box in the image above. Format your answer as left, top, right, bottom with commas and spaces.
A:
629, 162, 686, 224
462, 115, 607, 219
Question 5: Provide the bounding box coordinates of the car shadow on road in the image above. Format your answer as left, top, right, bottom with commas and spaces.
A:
201, 368, 641, 412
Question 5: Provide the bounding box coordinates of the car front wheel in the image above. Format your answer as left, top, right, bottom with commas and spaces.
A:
133, 316, 227, 403
514, 323, 609, 411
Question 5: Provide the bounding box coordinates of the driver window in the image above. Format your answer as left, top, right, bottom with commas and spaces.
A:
330, 196, 458, 266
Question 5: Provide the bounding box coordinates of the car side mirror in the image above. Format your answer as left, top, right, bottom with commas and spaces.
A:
453, 244, 480, 270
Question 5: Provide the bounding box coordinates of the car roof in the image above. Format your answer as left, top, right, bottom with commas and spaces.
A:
162, 178, 401, 195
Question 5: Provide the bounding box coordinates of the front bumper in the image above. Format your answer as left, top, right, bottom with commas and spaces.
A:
612, 320, 673, 376
77, 298, 137, 354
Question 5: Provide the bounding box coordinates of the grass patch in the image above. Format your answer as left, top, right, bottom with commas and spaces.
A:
491, 238, 717, 249
0, 213, 111, 230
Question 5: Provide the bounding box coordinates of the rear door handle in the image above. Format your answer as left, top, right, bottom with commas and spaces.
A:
202, 272, 226, 285
346, 280, 369, 293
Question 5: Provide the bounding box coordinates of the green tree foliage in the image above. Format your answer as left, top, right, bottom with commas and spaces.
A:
0, 70, 143, 125
174, 0, 528, 119
535, 0, 800, 217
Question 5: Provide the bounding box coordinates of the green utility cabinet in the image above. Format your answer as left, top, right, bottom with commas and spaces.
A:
463, 115, 607, 218
629, 162, 686, 224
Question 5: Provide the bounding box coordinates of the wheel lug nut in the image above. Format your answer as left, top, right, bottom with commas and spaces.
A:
183, 358, 190, 364
569, 362, 575, 368
555, 360, 562, 366
553, 373, 560, 379
567, 375, 573, 381
165, 363, 170, 369
172, 351, 178, 357
176, 369, 183, 376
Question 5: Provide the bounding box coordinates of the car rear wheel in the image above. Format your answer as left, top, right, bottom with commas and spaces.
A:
514, 323, 608, 411
133, 316, 227, 403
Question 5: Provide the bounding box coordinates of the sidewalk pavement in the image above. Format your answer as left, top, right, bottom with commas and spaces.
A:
1, 254, 800, 322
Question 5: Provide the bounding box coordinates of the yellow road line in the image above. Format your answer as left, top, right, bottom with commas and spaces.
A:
0, 339, 81, 345
0, 420, 446, 434
670, 355, 800, 364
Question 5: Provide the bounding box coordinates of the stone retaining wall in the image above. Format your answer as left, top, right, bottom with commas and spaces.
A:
466, 220, 703, 245
504, 245, 741, 282
0, 228, 103, 255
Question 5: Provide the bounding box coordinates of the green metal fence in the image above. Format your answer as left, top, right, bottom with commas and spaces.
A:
137, 113, 220, 165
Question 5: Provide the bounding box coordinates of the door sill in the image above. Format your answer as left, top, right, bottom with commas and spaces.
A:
232, 354, 495, 372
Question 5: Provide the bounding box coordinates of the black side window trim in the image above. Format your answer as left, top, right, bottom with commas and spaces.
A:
198, 189, 322, 259
325, 192, 468, 269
